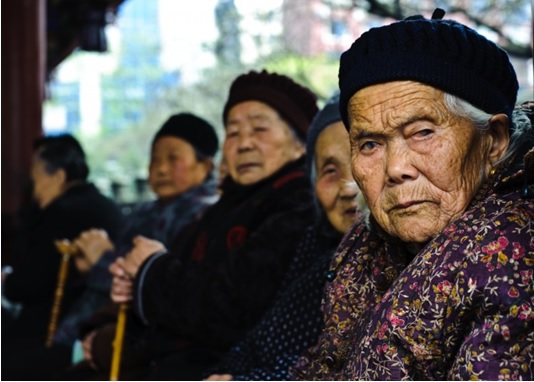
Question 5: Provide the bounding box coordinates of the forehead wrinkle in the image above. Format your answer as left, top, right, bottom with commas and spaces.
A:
350, 81, 450, 132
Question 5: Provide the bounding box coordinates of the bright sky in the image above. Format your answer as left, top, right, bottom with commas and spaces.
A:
158, 0, 219, 75
158, 0, 284, 78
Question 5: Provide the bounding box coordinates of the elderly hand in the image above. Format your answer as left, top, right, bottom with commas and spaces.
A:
204, 374, 233, 381
121, 235, 166, 279
81, 330, 98, 369
74, 229, 115, 273
109, 258, 134, 303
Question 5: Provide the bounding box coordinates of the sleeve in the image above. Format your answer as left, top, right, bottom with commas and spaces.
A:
3, 210, 81, 304
203, 330, 256, 378
446, 214, 534, 380
233, 354, 301, 381
53, 249, 118, 346
133, 206, 311, 349
86, 249, 117, 292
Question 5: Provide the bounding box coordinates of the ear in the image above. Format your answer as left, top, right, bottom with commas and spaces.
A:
292, 140, 306, 159
199, 158, 214, 178
487, 114, 510, 166
53, 168, 67, 187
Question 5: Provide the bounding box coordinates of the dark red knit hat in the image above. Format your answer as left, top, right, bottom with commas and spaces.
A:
223, 70, 319, 139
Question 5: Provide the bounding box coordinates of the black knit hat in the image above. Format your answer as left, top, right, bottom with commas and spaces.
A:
338, 9, 519, 129
152, 113, 219, 157
223, 70, 319, 139
306, 93, 341, 178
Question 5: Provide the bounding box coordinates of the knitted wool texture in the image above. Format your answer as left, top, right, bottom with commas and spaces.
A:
305, 93, 341, 178
153, 113, 219, 157
223, 70, 319, 139
338, 11, 519, 129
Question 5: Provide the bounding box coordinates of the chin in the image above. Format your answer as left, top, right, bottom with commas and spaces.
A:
392, 225, 441, 246
236, 175, 261, 186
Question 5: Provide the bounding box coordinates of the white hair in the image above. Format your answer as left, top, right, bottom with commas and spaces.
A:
443, 93, 531, 168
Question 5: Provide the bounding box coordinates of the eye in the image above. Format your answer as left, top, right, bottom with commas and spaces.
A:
322, 165, 337, 175
415, 129, 434, 138
319, 163, 339, 180
226, 130, 238, 138
360, 141, 379, 152
253, 126, 268, 133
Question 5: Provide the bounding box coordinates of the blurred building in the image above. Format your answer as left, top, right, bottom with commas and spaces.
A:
45, 0, 181, 135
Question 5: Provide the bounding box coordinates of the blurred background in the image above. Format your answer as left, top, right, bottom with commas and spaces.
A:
3, 0, 533, 245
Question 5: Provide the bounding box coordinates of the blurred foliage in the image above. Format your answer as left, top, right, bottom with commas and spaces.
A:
322, 0, 532, 57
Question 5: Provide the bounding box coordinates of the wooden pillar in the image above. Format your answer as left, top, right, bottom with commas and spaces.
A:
1, 0, 46, 261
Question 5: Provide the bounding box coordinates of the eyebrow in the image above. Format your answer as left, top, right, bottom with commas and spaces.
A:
318, 155, 338, 168
351, 130, 386, 141
351, 116, 434, 141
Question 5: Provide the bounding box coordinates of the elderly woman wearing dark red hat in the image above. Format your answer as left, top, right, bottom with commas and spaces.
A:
64, 70, 320, 380
291, 9, 534, 381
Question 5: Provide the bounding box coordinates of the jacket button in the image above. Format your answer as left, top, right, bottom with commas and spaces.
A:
325, 271, 336, 282
325, 355, 336, 368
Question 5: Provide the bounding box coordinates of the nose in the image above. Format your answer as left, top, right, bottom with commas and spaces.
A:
384, 142, 418, 185
152, 160, 168, 175
339, 179, 359, 200
237, 130, 255, 153
339, 163, 359, 199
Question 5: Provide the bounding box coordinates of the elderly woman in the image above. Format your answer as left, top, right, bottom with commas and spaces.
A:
2, 135, 124, 370
64, 70, 319, 380
203, 94, 363, 381
3, 114, 220, 381
290, 9, 534, 381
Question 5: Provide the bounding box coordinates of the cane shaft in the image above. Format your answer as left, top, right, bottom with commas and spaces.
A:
110, 303, 128, 381
45, 253, 71, 347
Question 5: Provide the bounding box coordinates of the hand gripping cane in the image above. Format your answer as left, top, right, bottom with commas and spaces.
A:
46, 239, 78, 347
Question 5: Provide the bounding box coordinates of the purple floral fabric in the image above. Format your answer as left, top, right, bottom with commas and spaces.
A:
291, 164, 534, 380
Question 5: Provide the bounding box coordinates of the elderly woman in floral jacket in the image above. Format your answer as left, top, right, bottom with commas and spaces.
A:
290, 9, 534, 381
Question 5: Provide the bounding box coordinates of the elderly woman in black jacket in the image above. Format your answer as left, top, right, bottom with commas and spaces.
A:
66, 70, 320, 380
2, 134, 123, 364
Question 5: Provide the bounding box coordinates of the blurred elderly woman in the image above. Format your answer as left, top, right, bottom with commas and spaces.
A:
2, 134, 123, 367
64, 70, 319, 380
291, 9, 534, 381
204, 94, 363, 381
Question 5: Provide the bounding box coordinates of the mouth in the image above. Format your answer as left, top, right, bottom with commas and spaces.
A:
390, 200, 428, 211
153, 181, 172, 188
344, 206, 357, 216
236, 163, 260, 174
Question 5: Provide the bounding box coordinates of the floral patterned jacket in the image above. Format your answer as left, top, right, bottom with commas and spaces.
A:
291, 145, 534, 380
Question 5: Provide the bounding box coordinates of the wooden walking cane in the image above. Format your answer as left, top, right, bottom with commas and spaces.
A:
110, 302, 128, 381
45, 239, 77, 347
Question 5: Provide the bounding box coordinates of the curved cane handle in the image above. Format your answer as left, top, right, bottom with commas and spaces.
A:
45, 239, 78, 347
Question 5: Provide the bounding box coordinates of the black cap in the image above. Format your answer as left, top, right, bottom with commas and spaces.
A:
339, 9, 518, 129
153, 113, 219, 157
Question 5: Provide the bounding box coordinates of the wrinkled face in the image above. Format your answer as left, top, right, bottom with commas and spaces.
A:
149, 136, 210, 200
348, 81, 495, 244
31, 154, 64, 209
314, 121, 361, 233
224, 101, 305, 185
